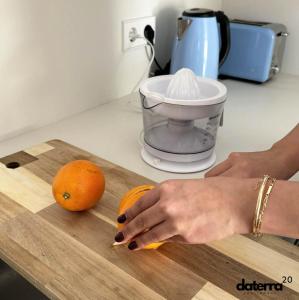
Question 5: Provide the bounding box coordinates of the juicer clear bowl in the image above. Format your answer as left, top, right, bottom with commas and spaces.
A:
141, 96, 224, 157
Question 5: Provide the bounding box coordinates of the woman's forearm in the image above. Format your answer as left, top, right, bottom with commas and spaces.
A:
271, 123, 299, 176
261, 180, 299, 239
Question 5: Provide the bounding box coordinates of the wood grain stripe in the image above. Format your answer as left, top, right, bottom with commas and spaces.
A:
0, 151, 37, 167
0, 231, 59, 299
192, 282, 239, 300
93, 189, 121, 220
209, 235, 299, 293
247, 235, 299, 263
24, 143, 54, 157
0, 212, 165, 300
39, 203, 207, 300
0, 193, 27, 225
159, 243, 298, 299
0, 164, 54, 213
90, 208, 117, 227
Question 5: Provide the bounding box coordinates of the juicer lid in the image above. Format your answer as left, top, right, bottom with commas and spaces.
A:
140, 75, 227, 106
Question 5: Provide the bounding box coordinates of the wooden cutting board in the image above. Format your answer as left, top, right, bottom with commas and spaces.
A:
0, 140, 298, 300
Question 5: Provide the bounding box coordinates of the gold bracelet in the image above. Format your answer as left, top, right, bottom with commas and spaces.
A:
253, 175, 269, 237
253, 175, 276, 237
256, 177, 276, 236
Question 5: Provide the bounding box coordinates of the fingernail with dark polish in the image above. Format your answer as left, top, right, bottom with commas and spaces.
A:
128, 241, 138, 251
114, 232, 124, 243
117, 214, 127, 224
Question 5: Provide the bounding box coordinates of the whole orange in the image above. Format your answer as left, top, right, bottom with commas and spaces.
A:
118, 185, 164, 250
52, 160, 105, 211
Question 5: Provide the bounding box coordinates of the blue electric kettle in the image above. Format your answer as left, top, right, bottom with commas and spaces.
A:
170, 8, 231, 79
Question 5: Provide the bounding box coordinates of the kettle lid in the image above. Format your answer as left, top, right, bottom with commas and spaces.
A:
183, 8, 215, 18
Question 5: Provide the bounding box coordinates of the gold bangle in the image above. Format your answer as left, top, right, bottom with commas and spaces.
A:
253, 175, 276, 237
253, 175, 269, 237
256, 177, 276, 235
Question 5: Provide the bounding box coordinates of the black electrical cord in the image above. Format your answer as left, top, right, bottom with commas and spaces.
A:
154, 56, 163, 71
144, 25, 164, 72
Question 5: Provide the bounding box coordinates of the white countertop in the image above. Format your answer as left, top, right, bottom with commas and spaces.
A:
1, 73, 299, 183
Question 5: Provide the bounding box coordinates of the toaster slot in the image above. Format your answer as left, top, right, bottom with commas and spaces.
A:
231, 19, 270, 26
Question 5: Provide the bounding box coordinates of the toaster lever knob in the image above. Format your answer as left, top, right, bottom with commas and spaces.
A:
278, 32, 289, 37
271, 66, 280, 74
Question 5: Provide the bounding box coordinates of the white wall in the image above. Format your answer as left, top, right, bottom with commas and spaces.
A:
0, 0, 115, 141
0, 0, 222, 142
222, 0, 299, 76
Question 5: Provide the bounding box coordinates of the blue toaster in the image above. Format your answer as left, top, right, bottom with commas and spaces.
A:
219, 20, 288, 82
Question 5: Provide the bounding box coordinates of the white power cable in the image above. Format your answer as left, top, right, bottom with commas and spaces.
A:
126, 29, 155, 111
145, 42, 152, 61
130, 34, 155, 93
127, 29, 156, 148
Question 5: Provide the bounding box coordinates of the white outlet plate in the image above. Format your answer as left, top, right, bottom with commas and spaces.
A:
122, 16, 156, 51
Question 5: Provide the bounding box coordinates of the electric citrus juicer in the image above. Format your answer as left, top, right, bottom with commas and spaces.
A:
139, 69, 227, 173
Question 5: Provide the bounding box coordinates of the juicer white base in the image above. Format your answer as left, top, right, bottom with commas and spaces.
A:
141, 148, 216, 174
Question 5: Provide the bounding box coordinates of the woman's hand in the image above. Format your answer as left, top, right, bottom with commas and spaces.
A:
205, 146, 297, 180
114, 177, 257, 250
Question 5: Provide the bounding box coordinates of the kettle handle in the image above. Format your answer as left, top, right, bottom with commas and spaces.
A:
215, 11, 231, 67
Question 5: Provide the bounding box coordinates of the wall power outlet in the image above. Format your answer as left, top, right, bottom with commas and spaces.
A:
122, 16, 156, 51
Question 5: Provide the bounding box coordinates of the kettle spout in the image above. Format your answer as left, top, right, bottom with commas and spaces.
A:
177, 18, 192, 40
